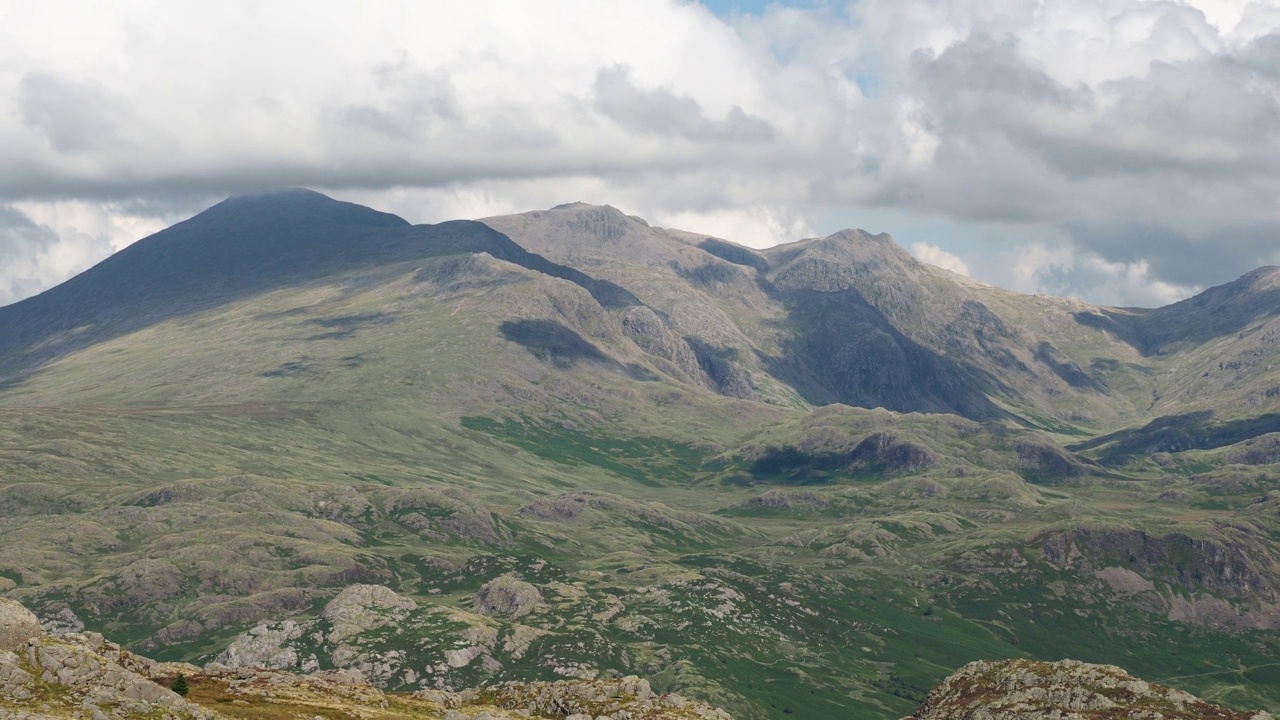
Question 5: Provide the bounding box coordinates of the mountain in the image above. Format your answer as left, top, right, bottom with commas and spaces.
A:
0, 190, 1278, 719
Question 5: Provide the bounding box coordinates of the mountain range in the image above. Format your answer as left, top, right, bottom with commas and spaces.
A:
0, 189, 1277, 719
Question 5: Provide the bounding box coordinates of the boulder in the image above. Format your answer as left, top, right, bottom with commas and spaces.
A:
474, 576, 542, 618
0, 598, 43, 651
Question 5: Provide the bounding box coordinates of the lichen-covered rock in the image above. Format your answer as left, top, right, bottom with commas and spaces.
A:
905, 659, 1274, 720
474, 575, 543, 618
0, 599, 43, 652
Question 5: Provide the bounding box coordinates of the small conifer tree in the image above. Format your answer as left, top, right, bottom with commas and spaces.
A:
171, 672, 189, 697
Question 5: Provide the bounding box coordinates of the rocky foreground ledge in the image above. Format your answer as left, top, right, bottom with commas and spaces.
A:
0, 598, 730, 719
904, 658, 1274, 720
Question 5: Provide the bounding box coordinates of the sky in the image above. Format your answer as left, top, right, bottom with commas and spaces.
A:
2, 0, 1278, 309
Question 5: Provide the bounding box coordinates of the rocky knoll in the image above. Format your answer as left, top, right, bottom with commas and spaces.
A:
904, 659, 1273, 720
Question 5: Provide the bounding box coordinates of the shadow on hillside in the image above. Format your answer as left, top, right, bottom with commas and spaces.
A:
757, 288, 1007, 421
500, 319, 658, 381
1068, 410, 1280, 466
1073, 269, 1280, 356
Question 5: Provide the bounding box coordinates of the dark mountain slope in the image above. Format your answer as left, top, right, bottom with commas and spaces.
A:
0, 190, 636, 385
1137, 266, 1280, 353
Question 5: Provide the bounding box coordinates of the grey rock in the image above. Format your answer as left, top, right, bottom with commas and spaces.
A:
474, 576, 543, 618
0, 599, 43, 652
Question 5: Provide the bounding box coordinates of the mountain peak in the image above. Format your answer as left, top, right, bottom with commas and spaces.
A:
826, 228, 897, 245
199, 188, 409, 229
1239, 265, 1280, 291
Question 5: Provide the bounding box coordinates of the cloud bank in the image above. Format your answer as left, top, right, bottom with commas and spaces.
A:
1, 0, 1277, 306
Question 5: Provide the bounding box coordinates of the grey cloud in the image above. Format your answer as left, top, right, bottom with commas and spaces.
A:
0, 206, 56, 255
907, 32, 1280, 184
911, 34, 1086, 117
593, 65, 774, 142
336, 62, 462, 138
1068, 221, 1280, 290
1238, 32, 1280, 80
887, 29, 1280, 292
18, 72, 134, 154
0, 206, 71, 305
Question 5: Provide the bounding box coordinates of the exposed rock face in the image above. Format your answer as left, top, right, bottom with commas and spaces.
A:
0, 599, 42, 652
217, 583, 424, 680
1041, 527, 1280, 631
851, 432, 938, 475
214, 618, 306, 668
620, 306, 703, 381
905, 659, 1272, 720
474, 575, 543, 618
0, 598, 211, 719
731, 489, 831, 513
321, 583, 418, 643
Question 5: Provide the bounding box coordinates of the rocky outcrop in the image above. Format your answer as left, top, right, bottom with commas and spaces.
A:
728, 489, 831, 513
904, 659, 1272, 720
207, 666, 732, 719
321, 583, 418, 643
384, 488, 510, 546
474, 575, 543, 618
620, 306, 704, 381
850, 433, 938, 476
1041, 527, 1280, 631
0, 600, 42, 652
213, 618, 306, 668
216, 583, 426, 679
0, 598, 212, 719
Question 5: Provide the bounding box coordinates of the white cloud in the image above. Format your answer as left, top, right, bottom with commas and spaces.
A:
0, 200, 174, 306
1, 0, 1278, 306
910, 241, 971, 276
999, 239, 1201, 307
653, 205, 817, 249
